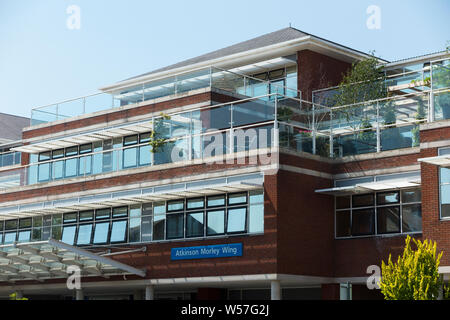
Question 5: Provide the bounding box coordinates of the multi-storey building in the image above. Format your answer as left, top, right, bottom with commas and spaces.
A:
0, 27, 449, 300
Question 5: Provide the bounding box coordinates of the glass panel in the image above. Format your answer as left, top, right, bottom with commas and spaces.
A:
139, 145, 151, 166
142, 203, 152, 216
441, 167, 450, 184
62, 225, 77, 245
130, 204, 141, 217
65, 146, 78, 157
17, 230, 31, 243
79, 155, 92, 176
65, 158, 78, 177
32, 228, 42, 241
39, 152, 51, 161
113, 206, 128, 218
0, 221, 3, 231
79, 210, 94, 221
186, 212, 204, 237
351, 208, 375, 236
336, 196, 351, 210
51, 226, 62, 240
19, 218, 32, 229
249, 203, 264, 233
79, 143, 92, 154
249, 190, 264, 204
200, 106, 231, 131
336, 210, 351, 237
402, 189, 421, 203
167, 200, 184, 212
38, 163, 50, 182
232, 100, 275, 127
124, 135, 138, 146
227, 207, 246, 233
377, 191, 399, 205
96, 208, 111, 220
129, 217, 141, 243
92, 141, 103, 174
52, 160, 64, 180
93, 222, 109, 244
441, 185, 450, 218
77, 224, 93, 245
63, 213, 77, 224
207, 195, 225, 207
187, 198, 204, 210
402, 204, 422, 232
110, 220, 127, 243
33, 216, 43, 228
380, 125, 414, 151
228, 193, 247, 205
352, 194, 374, 208
52, 214, 62, 225
207, 210, 225, 235
141, 215, 152, 242
153, 214, 165, 240
5, 220, 17, 230
166, 212, 184, 239
377, 206, 400, 234
123, 147, 138, 168
4, 232, 16, 244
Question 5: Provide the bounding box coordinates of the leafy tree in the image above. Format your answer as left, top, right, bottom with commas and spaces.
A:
379, 236, 443, 300
333, 55, 387, 108
9, 292, 28, 300
149, 113, 172, 153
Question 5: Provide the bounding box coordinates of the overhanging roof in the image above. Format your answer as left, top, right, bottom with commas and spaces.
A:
0, 239, 145, 283
418, 155, 450, 167
315, 180, 421, 196
12, 119, 155, 154
0, 173, 264, 219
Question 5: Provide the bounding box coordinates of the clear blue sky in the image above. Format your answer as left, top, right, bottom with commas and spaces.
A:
0, 0, 449, 118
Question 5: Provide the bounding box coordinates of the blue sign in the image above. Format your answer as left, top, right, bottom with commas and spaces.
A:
171, 243, 243, 260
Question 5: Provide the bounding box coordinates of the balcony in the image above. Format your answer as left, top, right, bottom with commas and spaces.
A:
30, 66, 299, 126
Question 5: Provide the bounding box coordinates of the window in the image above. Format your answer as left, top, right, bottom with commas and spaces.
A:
62, 225, 77, 245
167, 200, 184, 212
17, 230, 31, 243
139, 133, 151, 166
377, 206, 400, 234
65, 146, 79, 178
228, 192, 247, 205
93, 222, 109, 244
187, 198, 204, 210
186, 212, 204, 238
248, 190, 264, 233
63, 213, 77, 224
351, 209, 375, 236
153, 202, 166, 241
335, 188, 422, 238
110, 220, 127, 243
77, 224, 93, 245
113, 207, 128, 218
440, 167, 450, 219
227, 207, 247, 233
79, 210, 94, 222
96, 208, 111, 220
207, 195, 225, 208
207, 210, 225, 235
4, 232, 16, 244
166, 212, 184, 239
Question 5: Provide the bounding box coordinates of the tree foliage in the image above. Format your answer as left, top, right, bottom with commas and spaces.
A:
333, 56, 387, 107
149, 113, 172, 153
379, 236, 443, 300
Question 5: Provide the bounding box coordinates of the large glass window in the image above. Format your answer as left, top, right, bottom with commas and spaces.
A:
166, 212, 184, 239
65, 146, 79, 178
335, 188, 421, 238
62, 225, 77, 245
248, 190, 264, 233
123, 134, 138, 168
440, 167, 450, 219
153, 202, 166, 240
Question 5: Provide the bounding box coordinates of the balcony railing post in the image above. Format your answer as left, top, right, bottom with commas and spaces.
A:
376, 101, 381, 152
429, 61, 435, 122
83, 97, 86, 115
329, 108, 333, 158
312, 103, 316, 155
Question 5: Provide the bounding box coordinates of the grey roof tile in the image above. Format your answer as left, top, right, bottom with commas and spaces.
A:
0, 112, 29, 142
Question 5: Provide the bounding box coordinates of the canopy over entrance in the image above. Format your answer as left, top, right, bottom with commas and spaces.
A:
0, 239, 145, 283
